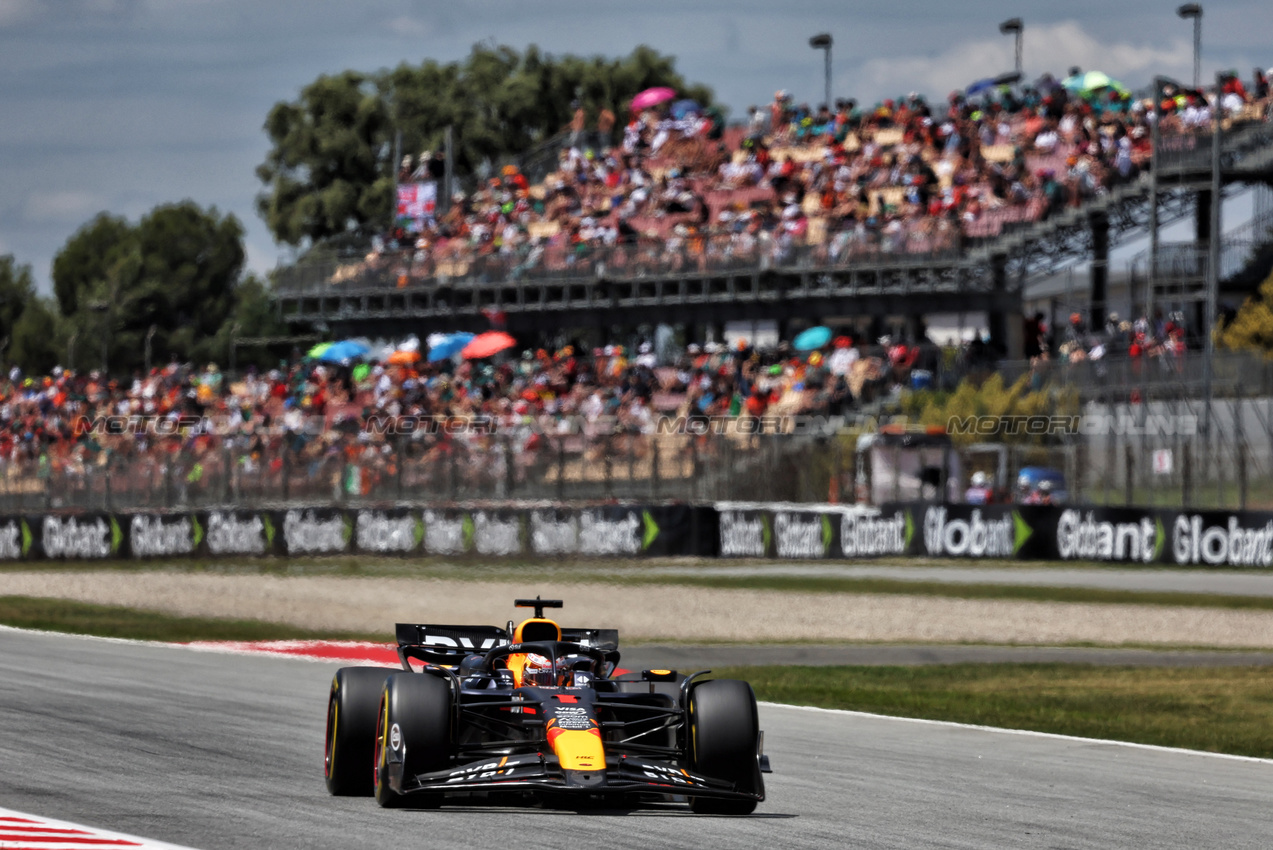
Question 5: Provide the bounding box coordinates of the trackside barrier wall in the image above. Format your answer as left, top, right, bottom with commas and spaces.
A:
3, 504, 1272, 567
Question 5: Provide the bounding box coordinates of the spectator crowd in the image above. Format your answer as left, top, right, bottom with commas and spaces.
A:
311, 66, 1273, 289
0, 326, 979, 503
7, 63, 1273, 504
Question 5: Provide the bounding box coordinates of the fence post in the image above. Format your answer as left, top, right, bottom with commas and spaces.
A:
393, 436, 404, 501
1215, 412, 1225, 510
603, 440, 613, 500
503, 434, 515, 499
449, 448, 459, 501
939, 445, 950, 505
1239, 437, 1248, 511
689, 436, 699, 503
1235, 391, 1245, 511
1182, 442, 1192, 509
650, 436, 660, 500
280, 448, 290, 503
556, 439, 566, 502
1103, 428, 1114, 506
223, 445, 232, 505
892, 445, 901, 502
1123, 443, 1133, 507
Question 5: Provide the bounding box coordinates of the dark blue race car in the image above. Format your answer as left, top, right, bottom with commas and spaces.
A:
324, 597, 770, 813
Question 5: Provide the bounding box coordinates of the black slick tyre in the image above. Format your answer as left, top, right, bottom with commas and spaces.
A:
325, 667, 395, 796
687, 678, 762, 815
374, 672, 453, 808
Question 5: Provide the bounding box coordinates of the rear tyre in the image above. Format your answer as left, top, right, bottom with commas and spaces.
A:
325, 667, 395, 796
374, 672, 453, 808
687, 678, 762, 815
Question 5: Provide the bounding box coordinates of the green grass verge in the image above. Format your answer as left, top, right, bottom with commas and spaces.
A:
0, 596, 384, 643
716, 663, 1273, 759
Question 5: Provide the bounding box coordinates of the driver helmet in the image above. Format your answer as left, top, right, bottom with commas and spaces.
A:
521, 653, 556, 687
971, 471, 989, 488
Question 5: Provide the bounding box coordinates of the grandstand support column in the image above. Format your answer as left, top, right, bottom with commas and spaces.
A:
1192, 189, 1213, 334
987, 254, 1023, 359
1195, 189, 1212, 244
1089, 210, 1110, 326
776, 318, 791, 346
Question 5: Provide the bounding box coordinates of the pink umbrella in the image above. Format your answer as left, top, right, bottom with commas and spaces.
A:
631, 86, 676, 111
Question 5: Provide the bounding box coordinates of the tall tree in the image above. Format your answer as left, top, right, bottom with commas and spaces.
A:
256, 71, 393, 248
51, 202, 245, 374
257, 44, 714, 247
0, 255, 62, 374
50, 213, 132, 318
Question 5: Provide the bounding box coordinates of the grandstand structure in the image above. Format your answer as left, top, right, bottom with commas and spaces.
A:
272, 103, 1273, 359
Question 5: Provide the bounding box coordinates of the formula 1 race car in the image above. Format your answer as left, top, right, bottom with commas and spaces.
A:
324, 597, 769, 813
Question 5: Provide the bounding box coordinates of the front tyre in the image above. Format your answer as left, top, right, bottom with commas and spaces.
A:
374, 672, 453, 808
325, 667, 395, 796
687, 678, 763, 815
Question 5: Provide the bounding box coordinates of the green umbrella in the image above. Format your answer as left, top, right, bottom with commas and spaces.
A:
1062, 71, 1128, 97
307, 341, 333, 358
352, 363, 371, 382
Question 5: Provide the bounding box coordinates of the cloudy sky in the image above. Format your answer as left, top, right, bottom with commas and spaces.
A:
2, 0, 1270, 294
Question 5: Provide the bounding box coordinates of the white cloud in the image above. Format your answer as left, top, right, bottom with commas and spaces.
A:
856, 20, 1191, 101
0, 0, 36, 27
387, 15, 431, 38
24, 190, 109, 223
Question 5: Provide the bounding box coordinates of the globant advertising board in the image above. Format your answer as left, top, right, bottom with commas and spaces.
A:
0, 503, 1269, 567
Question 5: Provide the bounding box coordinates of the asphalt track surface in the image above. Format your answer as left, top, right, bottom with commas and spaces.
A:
2, 628, 1271, 849
640, 564, 1273, 596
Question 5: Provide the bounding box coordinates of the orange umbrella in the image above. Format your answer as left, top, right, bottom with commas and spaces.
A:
386, 349, 420, 365
461, 331, 517, 360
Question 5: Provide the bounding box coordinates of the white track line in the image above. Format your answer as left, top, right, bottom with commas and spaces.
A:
0, 807, 197, 849
761, 701, 1273, 765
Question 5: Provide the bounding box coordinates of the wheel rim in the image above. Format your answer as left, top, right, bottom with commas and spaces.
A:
373, 693, 388, 794
324, 698, 338, 779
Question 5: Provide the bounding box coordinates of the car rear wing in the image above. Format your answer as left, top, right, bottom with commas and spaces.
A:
394, 622, 619, 667
560, 627, 619, 651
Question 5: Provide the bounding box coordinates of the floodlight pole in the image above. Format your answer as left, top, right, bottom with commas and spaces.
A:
1149, 77, 1166, 323
1177, 4, 1202, 90
1203, 70, 1221, 438
999, 18, 1023, 77
809, 34, 833, 109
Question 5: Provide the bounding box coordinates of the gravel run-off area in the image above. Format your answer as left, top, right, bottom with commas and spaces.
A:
4, 571, 1273, 648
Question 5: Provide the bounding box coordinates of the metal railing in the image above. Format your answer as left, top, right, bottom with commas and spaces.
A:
9, 389, 1273, 513
995, 350, 1273, 401
273, 223, 967, 297
0, 429, 845, 514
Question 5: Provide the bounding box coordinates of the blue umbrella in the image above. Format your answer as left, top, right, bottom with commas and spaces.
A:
793, 326, 833, 351
427, 332, 475, 362
965, 78, 997, 96
317, 339, 371, 363
670, 99, 701, 120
